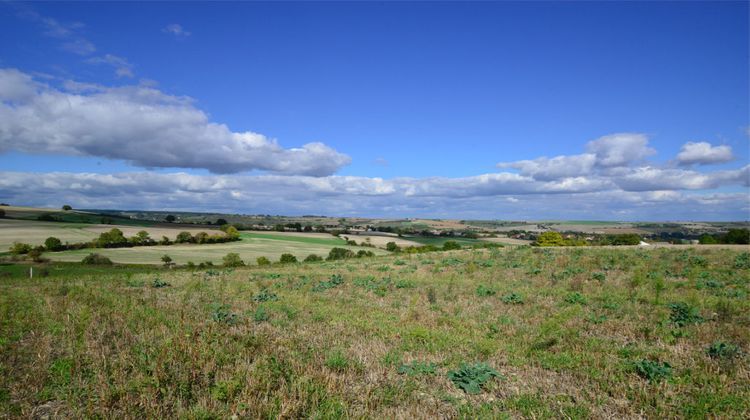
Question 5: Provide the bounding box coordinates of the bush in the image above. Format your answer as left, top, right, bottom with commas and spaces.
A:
475, 285, 496, 297
501, 292, 524, 304
442, 241, 461, 251
9, 242, 32, 255
211, 303, 239, 325
256, 256, 271, 266
385, 242, 401, 252
161, 255, 173, 266
447, 362, 501, 394
327, 247, 354, 261
279, 253, 298, 264
223, 253, 245, 267
304, 254, 322, 262
535, 231, 565, 246
61, 205, 72, 211
152, 278, 170, 288
356, 250, 374, 258
175, 231, 194, 244
81, 253, 113, 265
734, 252, 750, 269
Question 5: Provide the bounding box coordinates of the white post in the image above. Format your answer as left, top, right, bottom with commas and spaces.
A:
30, 266, 33, 279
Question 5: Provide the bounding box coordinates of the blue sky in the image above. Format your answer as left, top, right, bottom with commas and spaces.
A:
0, 1, 748, 220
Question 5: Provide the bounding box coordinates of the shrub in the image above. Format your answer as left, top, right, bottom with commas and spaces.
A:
535, 231, 565, 246
442, 241, 461, 251
9, 242, 32, 255
734, 252, 750, 269
327, 247, 354, 261
279, 253, 298, 264
256, 256, 271, 266
564, 292, 587, 305
44, 237, 63, 251
253, 306, 269, 323
385, 242, 400, 252
223, 252, 245, 267
61, 205, 72, 211
668, 302, 704, 327
304, 254, 323, 262
632, 359, 672, 382
447, 362, 501, 394
501, 292, 524, 304
706, 341, 742, 360
175, 231, 194, 243
312, 274, 344, 292
81, 253, 113, 265
356, 250, 375, 258
161, 255, 173, 266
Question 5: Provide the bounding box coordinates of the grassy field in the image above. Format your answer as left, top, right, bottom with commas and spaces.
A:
41, 232, 382, 265
1, 246, 747, 418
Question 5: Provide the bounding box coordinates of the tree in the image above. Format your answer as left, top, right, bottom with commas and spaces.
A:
698, 234, 718, 245
61, 205, 72, 211
165, 215, 176, 223
175, 231, 194, 244
327, 247, 354, 261
256, 256, 271, 266
44, 237, 63, 251
223, 252, 245, 267
279, 253, 298, 264
724, 229, 749, 245
442, 241, 461, 251
216, 218, 228, 226
96, 228, 128, 248
82, 253, 113, 265
535, 231, 565, 247
10, 242, 32, 255
386, 242, 401, 252
194, 232, 209, 244
304, 254, 322, 262
223, 225, 240, 240
161, 255, 173, 266
0, 209, 5, 218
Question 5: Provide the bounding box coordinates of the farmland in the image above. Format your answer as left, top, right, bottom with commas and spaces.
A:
1, 246, 748, 418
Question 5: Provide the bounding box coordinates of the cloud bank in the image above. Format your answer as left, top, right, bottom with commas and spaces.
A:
0, 69, 351, 176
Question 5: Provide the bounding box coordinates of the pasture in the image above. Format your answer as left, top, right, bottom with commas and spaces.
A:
1, 246, 747, 418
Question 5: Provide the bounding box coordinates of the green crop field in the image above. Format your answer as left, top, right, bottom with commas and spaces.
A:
1, 246, 748, 418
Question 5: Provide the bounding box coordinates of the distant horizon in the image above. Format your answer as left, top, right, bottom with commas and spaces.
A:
1, 1, 748, 220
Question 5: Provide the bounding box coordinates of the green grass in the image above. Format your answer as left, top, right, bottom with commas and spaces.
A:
239, 232, 347, 246
1, 246, 748, 418
403, 236, 484, 247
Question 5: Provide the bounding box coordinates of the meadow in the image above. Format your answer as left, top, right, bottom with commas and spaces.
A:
1, 246, 748, 418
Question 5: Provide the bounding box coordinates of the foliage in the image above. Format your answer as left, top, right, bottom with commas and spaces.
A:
327, 247, 354, 261
535, 231, 565, 247
304, 254, 323, 262
256, 256, 271, 266
386, 242, 401, 252
398, 361, 437, 376
442, 241, 461, 251
475, 284, 496, 297
81, 253, 113, 265
501, 292, 524, 304
152, 278, 170, 288
9, 242, 32, 255
734, 252, 750, 269
44, 237, 63, 251
210, 303, 239, 325
313, 274, 344, 292
61, 205, 72, 211
706, 341, 742, 360
279, 253, 298, 264
253, 288, 278, 302
223, 252, 245, 267
447, 362, 501, 394
253, 305, 269, 323
564, 292, 587, 305
161, 255, 173, 266
632, 360, 672, 382
668, 302, 704, 327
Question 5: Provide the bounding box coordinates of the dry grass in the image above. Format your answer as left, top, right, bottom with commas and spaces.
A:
1, 246, 748, 418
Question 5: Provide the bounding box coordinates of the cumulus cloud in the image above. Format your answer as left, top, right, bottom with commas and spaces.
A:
0, 170, 747, 220
676, 142, 733, 165
585, 133, 656, 167
0, 68, 351, 176
163, 23, 191, 38
497, 153, 597, 181
85, 54, 134, 78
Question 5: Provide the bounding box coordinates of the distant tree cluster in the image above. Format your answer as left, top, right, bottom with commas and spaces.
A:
698, 229, 750, 245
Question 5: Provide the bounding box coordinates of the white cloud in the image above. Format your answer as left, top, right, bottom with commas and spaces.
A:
0, 68, 350, 176
163, 24, 191, 38
85, 54, 134, 78
614, 165, 749, 191
497, 153, 596, 181
0, 171, 747, 220
586, 133, 656, 167
676, 141, 733, 165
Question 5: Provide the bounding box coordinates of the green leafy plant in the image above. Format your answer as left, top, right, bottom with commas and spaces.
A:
398, 361, 437, 376
475, 284, 496, 297
706, 341, 741, 360
312, 274, 344, 292
447, 362, 501, 394
253, 305, 269, 323
151, 278, 170, 288
734, 252, 750, 269
668, 302, 704, 327
564, 292, 587, 305
592, 272, 606, 282
632, 359, 672, 382
501, 292, 524, 304
253, 288, 278, 302
211, 303, 239, 325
